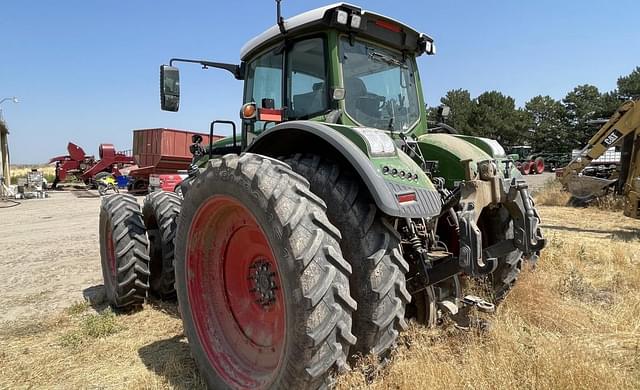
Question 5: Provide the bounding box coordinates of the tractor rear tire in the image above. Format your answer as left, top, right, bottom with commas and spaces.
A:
99, 193, 150, 310
479, 206, 523, 302
285, 154, 410, 358
174, 153, 356, 389
142, 191, 181, 299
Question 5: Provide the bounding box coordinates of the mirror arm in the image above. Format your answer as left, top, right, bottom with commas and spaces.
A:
169, 58, 244, 80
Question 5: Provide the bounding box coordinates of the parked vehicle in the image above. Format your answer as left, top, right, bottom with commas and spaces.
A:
99, 3, 545, 388
127, 128, 223, 193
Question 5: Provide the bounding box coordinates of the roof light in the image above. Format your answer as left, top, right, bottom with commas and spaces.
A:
350, 14, 362, 29
336, 10, 348, 25
425, 40, 436, 55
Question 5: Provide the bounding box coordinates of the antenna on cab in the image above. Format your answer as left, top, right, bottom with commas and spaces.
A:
276, 0, 286, 34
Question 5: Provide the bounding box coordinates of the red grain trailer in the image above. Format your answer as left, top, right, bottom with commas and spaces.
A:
128, 128, 224, 192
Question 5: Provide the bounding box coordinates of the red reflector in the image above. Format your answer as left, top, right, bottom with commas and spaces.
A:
258, 108, 283, 122
375, 19, 402, 33
397, 192, 416, 203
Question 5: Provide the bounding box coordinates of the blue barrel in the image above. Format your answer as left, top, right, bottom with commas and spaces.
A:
116, 175, 130, 189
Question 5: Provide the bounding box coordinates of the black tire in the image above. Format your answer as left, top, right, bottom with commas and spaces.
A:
479, 206, 523, 302
174, 153, 356, 389
142, 191, 181, 299
99, 193, 150, 309
285, 153, 410, 357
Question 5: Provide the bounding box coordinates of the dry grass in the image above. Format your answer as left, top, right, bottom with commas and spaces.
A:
9, 164, 56, 183
2, 205, 640, 389
533, 177, 626, 213
534, 178, 572, 206
339, 218, 640, 389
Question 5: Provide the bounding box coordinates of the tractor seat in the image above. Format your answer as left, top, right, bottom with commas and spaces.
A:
292, 82, 325, 118
345, 77, 380, 119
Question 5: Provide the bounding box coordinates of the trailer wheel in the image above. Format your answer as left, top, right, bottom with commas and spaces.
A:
285, 154, 410, 358
143, 191, 181, 299
99, 193, 150, 309
174, 154, 356, 389
478, 206, 523, 302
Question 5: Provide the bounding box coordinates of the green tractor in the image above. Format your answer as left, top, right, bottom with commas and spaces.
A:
99, 3, 545, 388
506, 145, 546, 175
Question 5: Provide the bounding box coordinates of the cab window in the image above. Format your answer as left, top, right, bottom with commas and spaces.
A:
287, 37, 327, 119
244, 49, 283, 132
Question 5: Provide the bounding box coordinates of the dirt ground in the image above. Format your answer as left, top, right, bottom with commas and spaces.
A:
1, 177, 638, 389
0, 191, 104, 324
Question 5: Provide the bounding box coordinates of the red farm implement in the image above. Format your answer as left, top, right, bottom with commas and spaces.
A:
49, 142, 135, 188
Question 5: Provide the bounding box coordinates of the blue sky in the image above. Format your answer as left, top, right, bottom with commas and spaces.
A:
2, 0, 639, 163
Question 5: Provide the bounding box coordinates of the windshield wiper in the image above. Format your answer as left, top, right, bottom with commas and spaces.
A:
368, 50, 407, 68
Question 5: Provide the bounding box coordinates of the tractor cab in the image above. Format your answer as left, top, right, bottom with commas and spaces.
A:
160, 3, 436, 154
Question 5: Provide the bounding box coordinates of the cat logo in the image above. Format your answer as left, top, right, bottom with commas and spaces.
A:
602, 129, 622, 147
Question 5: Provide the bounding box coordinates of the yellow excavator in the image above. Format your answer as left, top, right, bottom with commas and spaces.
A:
559, 100, 640, 218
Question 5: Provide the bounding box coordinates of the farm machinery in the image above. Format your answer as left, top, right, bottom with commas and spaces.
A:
127, 128, 222, 194
99, 3, 545, 388
559, 99, 640, 217
49, 142, 134, 188
505, 145, 548, 175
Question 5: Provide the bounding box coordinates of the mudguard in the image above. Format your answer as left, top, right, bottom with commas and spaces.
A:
247, 121, 442, 219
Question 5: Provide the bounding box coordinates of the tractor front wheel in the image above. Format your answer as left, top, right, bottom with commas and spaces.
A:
174, 154, 356, 389
99, 193, 150, 309
285, 154, 410, 358
478, 206, 523, 302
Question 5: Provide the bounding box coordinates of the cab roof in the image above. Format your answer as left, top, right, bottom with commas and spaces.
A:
240, 2, 434, 61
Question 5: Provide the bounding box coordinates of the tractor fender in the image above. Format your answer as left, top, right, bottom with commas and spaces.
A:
247, 121, 441, 219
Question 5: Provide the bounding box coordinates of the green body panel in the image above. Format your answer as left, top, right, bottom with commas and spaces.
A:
452, 135, 506, 158
453, 134, 521, 179
416, 133, 493, 188
323, 123, 432, 188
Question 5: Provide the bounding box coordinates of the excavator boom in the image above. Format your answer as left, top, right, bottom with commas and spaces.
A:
559, 100, 640, 213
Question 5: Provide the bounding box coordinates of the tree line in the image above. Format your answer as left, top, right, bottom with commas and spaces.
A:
429, 67, 640, 154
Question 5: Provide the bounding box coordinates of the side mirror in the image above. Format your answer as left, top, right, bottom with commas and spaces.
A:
160, 65, 180, 112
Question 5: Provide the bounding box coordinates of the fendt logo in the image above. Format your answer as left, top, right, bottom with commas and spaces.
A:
602, 129, 622, 147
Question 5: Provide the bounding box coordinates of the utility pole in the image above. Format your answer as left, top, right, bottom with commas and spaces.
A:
0, 97, 19, 187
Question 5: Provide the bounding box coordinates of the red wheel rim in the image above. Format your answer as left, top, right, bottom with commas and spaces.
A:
536, 159, 544, 174
186, 195, 285, 389
522, 162, 531, 175
106, 221, 116, 278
